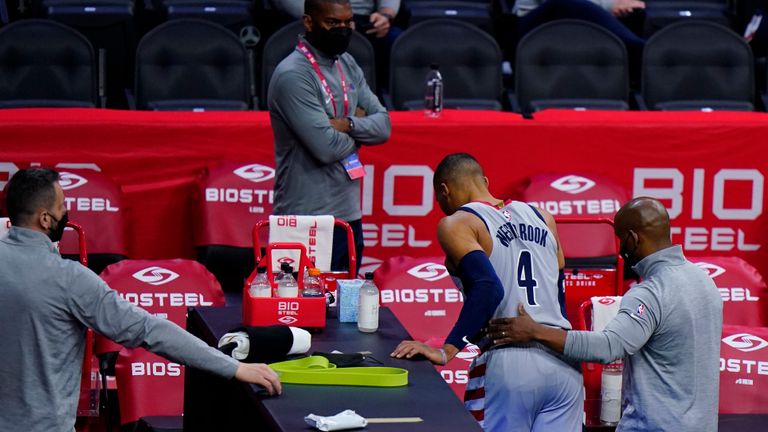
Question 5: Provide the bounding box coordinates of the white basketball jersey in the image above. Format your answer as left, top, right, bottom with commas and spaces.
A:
460, 201, 571, 330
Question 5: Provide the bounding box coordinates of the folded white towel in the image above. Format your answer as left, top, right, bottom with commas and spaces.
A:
591, 296, 622, 331
269, 215, 335, 271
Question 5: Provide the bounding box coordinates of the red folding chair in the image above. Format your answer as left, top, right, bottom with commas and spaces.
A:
57, 169, 128, 275
690, 256, 768, 327
555, 217, 625, 323
65, 221, 100, 418
93, 259, 225, 430
114, 347, 185, 428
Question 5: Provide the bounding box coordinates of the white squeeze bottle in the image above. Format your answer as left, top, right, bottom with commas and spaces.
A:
358, 272, 380, 333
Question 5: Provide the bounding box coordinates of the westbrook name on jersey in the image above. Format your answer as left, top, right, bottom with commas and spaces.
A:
459, 200, 570, 330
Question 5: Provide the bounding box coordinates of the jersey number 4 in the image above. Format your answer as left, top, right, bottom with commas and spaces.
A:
517, 250, 538, 306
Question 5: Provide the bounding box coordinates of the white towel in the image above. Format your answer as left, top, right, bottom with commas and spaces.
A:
305, 410, 367, 431
591, 296, 622, 331
269, 215, 335, 272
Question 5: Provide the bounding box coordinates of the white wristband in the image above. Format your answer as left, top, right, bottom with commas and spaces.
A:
438, 348, 447, 365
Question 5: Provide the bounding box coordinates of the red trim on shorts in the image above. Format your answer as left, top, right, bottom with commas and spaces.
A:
469, 410, 485, 421
468, 363, 486, 378
464, 387, 486, 400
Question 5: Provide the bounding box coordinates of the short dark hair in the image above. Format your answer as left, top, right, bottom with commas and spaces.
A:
5, 168, 60, 226
304, 0, 350, 16
433, 153, 484, 189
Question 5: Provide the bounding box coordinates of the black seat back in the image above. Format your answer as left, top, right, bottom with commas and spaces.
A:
642, 20, 753, 111
135, 18, 250, 110
515, 19, 628, 114
389, 18, 502, 110
0, 19, 97, 108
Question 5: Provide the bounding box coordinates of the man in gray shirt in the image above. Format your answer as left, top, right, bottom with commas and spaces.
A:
0, 168, 281, 432
268, 0, 390, 272
489, 197, 723, 431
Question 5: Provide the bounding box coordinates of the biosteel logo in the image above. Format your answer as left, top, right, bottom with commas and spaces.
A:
695, 262, 727, 279
277, 256, 295, 265
722, 333, 768, 352
407, 263, 449, 282
233, 164, 275, 183
132, 266, 180, 286
550, 175, 596, 195
59, 172, 89, 190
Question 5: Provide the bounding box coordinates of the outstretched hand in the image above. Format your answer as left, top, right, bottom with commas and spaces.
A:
390, 340, 445, 365
487, 303, 538, 346
234, 362, 282, 396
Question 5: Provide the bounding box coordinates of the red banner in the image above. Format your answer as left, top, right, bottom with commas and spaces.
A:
0, 109, 765, 282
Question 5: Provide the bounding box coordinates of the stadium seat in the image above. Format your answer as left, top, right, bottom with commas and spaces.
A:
260, 20, 376, 109
114, 347, 184, 431
643, 0, 731, 36
43, 0, 136, 108
690, 256, 768, 327
135, 18, 253, 111
513, 19, 629, 114
0, 19, 100, 108
194, 160, 275, 293
406, 0, 494, 31
388, 19, 502, 110
159, 0, 254, 36
56, 169, 128, 275
640, 20, 754, 111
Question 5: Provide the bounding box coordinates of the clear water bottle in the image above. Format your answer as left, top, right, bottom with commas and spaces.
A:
302, 267, 324, 298
424, 63, 443, 118
274, 262, 292, 296
277, 265, 298, 298
600, 361, 623, 425
358, 272, 379, 333
249, 266, 271, 298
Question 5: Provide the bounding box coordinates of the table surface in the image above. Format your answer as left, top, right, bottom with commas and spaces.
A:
188, 306, 483, 431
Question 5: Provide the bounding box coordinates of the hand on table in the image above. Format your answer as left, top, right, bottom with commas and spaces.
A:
391, 340, 445, 365
234, 362, 282, 395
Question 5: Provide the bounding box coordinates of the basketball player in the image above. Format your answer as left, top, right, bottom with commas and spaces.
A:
391, 153, 581, 431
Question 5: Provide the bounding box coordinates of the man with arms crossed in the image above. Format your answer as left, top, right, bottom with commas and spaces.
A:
0, 168, 281, 432
268, 0, 390, 272
490, 197, 723, 431
391, 153, 581, 431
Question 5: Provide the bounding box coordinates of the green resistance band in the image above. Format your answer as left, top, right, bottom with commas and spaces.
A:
269, 356, 408, 387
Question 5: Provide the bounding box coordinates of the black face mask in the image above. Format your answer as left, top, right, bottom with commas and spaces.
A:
306, 26, 352, 58
620, 232, 639, 267
48, 211, 68, 243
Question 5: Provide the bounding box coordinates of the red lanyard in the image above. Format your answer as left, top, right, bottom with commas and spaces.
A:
297, 41, 349, 118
